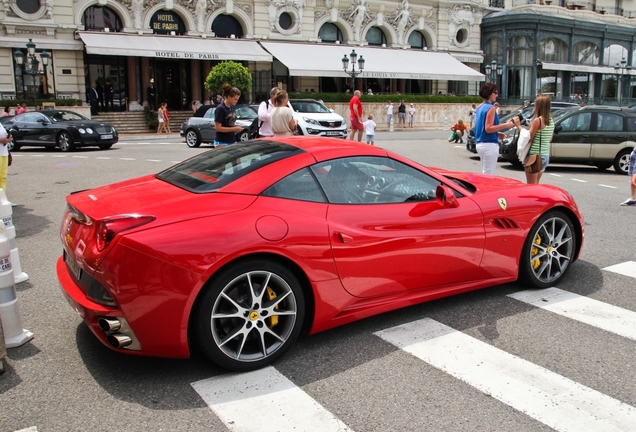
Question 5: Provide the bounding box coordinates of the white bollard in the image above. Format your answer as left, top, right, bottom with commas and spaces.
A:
444, 117, 449, 131
0, 224, 33, 348
0, 189, 28, 283
390, 116, 394, 132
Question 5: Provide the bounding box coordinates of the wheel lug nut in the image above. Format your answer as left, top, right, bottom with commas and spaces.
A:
253, 303, 259, 309
246, 322, 252, 328
261, 311, 268, 316
256, 321, 263, 328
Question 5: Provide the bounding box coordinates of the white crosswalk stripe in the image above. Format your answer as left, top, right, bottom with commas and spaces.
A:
509, 287, 636, 341
604, 261, 636, 279
375, 318, 636, 432
192, 366, 353, 432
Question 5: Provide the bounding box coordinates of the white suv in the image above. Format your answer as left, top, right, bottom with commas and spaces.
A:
288, 99, 347, 138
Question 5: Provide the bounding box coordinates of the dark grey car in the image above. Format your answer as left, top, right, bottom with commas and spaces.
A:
180, 105, 258, 148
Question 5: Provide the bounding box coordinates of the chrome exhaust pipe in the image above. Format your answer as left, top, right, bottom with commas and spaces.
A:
107, 333, 132, 348
98, 317, 121, 333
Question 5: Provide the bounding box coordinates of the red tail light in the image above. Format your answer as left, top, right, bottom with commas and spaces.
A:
96, 216, 155, 252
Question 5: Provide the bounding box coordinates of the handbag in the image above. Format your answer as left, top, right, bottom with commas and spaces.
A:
8, 152, 12, 167
516, 128, 532, 162
524, 118, 543, 173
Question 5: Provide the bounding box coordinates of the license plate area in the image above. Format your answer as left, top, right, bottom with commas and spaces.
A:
64, 249, 82, 280
100, 134, 113, 140
325, 131, 341, 136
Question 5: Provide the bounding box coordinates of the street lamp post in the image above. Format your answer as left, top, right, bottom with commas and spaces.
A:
13, 39, 50, 108
614, 58, 632, 107
484, 59, 502, 84
341, 49, 365, 92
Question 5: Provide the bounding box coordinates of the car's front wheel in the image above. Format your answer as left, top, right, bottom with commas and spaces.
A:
194, 259, 305, 371
519, 211, 576, 288
238, 130, 249, 142
57, 131, 76, 152
185, 130, 201, 148
614, 148, 632, 175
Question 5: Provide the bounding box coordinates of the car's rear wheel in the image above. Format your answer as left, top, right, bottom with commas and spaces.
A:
98, 144, 113, 150
519, 211, 576, 288
194, 259, 305, 371
185, 130, 201, 148
238, 130, 249, 142
57, 131, 76, 152
614, 148, 632, 175
8, 135, 19, 151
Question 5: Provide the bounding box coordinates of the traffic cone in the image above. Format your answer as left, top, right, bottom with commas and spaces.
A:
0, 189, 28, 283
0, 224, 33, 348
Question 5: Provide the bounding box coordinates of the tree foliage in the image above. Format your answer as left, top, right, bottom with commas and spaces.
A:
204, 61, 252, 97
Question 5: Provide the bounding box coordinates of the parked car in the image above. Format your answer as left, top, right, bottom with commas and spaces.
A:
4, 110, 118, 152
466, 102, 579, 154
499, 105, 636, 174
289, 99, 347, 138
180, 104, 258, 147
57, 136, 583, 371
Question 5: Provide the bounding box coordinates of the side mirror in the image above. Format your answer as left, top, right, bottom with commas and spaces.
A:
554, 124, 562, 133
436, 185, 459, 208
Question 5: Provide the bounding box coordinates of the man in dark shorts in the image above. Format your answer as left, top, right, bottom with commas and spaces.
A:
398, 99, 406, 127
349, 90, 364, 141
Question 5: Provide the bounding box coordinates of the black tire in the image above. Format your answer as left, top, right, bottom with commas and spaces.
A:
519, 211, 576, 288
295, 125, 304, 136
185, 130, 201, 148
614, 148, 632, 175
98, 144, 113, 150
8, 135, 19, 151
238, 131, 249, 142
57, 131, 76, 152
194, 259, 305, 371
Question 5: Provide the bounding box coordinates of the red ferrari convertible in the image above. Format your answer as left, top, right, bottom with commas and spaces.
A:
57, 137, 584, 371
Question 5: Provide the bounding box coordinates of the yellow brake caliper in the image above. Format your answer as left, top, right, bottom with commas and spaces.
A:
266, 286, 279, 327
531, 233, 542, 270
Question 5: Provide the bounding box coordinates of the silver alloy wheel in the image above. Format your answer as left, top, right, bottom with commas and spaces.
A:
529, 215, 574, 284
617, 151, 631, 174
57, 132, 74, 152
211, 270, 297, 363
238, 131, 249, 141
186, 130, 200, 148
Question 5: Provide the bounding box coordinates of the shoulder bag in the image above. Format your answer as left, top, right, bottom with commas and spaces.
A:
524, 118, 543, 173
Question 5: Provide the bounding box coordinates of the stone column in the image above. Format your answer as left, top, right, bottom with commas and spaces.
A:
190, 59, 201, 107
141, 57, 150, 107
201, 60, 211, 103
128, 56, 142, 111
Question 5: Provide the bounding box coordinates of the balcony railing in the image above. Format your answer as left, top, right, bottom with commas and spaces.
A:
510, 0, 635, 17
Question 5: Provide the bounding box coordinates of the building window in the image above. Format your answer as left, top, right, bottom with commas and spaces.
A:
279, 12, 293, 30
573, 41, 599, 65
16, 0, 40, 14
13, 49, 55, 101
538, 37, 568, 63
408, 31, 426, 49
603, 43, 628, 66
82, 6, 123, 32
212, 15, 243, 38
150, 10, 186, 35
318, 23, 343, 43
365, 27, 387, 46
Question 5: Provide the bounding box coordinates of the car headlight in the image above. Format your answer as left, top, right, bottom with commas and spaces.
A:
502, 136, 514, 146
302, 117, 321, 126
86, 128, 94, 134
78, 128, 86, 134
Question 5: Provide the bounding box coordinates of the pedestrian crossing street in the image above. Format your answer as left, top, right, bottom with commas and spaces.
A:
191, 261, 636, 432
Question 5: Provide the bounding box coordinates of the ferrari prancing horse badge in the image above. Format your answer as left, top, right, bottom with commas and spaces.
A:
498, 198, 507, 210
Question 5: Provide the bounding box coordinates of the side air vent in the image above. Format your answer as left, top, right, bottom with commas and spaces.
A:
490, 218, 520, 229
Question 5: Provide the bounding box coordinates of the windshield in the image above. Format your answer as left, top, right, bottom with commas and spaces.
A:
156, 141, 304, 192
236, 106, 258, 119
47, 111, 89, 122
290, 100, 332, 114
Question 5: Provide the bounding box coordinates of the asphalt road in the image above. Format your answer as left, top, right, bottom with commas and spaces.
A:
1, 131, 635, 432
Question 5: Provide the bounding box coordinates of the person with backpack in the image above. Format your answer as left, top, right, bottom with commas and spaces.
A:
258, 87, 280, 138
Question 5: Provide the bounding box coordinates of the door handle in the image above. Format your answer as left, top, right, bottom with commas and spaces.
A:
336, 232, 353, 243
581, 134, 589, 138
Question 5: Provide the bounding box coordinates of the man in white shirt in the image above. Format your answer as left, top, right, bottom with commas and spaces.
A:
386, 101, 394, 129
258, 87, 280, 138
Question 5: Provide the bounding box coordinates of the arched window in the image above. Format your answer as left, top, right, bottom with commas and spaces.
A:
365, 27, 387, 46
318, 23, 343, 43
82, 6, 123, 32
408, 31, 426, 49
150, 11, 186, 35
573, 41, 599, 65
212, 15, 243, 38
538, 37, 568, 63
603, 43, 628, 67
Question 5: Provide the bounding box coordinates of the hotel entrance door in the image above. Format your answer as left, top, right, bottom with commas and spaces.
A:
153, 59, 191, 110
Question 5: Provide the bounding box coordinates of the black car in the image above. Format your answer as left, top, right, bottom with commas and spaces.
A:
4, 110, 118, 152
466, 102, 579, 154
499, 105, 636, 174
180, 104, 258, 148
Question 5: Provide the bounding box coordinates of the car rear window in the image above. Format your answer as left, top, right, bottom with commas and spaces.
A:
156, 140, 304, 192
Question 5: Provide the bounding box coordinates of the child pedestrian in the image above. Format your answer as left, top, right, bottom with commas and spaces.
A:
363, 114, 376, 145
408, 103, 416, 128
620, 147, 636, 206
449, 119, 468, 143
